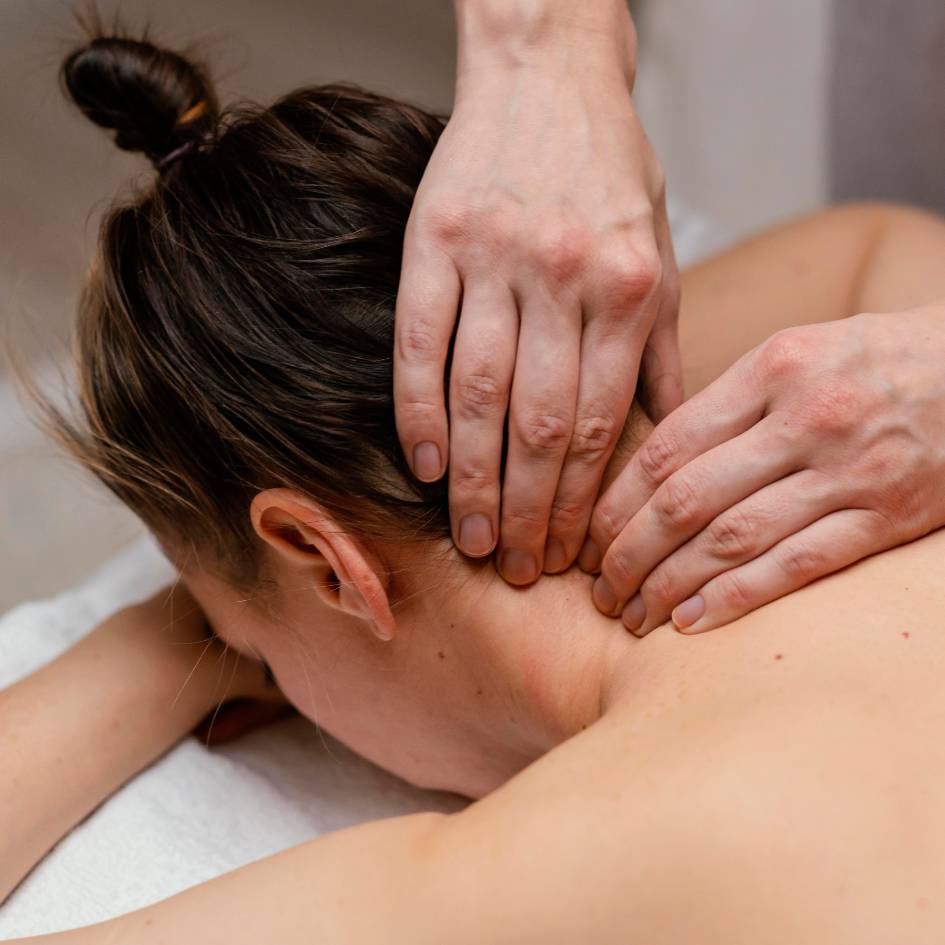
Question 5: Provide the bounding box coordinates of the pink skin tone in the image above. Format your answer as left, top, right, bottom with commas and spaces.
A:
183, 484, 638, 799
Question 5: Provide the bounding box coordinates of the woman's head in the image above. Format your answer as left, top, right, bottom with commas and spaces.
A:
59, 30, 450, 589
55, 29, 644, 795
56, 30, 523, 790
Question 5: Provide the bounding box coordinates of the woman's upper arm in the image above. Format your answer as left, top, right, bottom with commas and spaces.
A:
677, 205, 892, 396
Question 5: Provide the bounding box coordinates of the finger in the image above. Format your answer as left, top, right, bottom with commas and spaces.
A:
639, 317, 684, 424
671, 508, 891, 634
498, 297, 581, 585
448, 281, 518, 557
193, 699, 294, 745
627, 469, 839, 635
542, 319, 641, 574
393, 241, 462, 482
640, 206, 683, 422
593, 412, 801, 616
582, 353, 766, 573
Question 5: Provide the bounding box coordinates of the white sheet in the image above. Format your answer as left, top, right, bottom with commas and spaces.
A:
0, 200, 726, 937
0, 536, 465, 937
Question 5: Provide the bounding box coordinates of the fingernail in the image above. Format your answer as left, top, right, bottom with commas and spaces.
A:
621, 594, 646, 632
578, 538, 601, 572
672, 594, 706, 631
499, 549, 539, 585
543, 538, 567, 573
458, 514, 494, 557
593, 576, 619, 616
412, 441, 442, 482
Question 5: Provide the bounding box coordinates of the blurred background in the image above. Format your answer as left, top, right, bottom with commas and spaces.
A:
1, 0, 943, 611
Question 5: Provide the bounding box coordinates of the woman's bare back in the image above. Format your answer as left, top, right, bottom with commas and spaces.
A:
415, 522, 945, 944
30, 206, 945, 945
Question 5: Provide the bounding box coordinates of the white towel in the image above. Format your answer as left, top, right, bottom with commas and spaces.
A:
0, 536, 464, 937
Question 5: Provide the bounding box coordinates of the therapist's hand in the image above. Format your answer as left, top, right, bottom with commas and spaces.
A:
393, 0, 681, 585
583, 304, 945, 634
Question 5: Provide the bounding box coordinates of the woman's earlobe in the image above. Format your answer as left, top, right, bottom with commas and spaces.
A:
368, 610, 395, 642
334, 570, 395, 641
251, 489, 397, 642
322, 565, 396, 642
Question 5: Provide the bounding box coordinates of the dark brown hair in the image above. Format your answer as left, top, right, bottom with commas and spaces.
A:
55, 29, 449, 585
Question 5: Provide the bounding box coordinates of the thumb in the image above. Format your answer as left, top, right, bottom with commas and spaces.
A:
640, 318, 684, 422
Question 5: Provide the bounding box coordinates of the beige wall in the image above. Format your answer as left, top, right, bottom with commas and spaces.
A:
634, 0, 830, 239
0, 0, 457, 361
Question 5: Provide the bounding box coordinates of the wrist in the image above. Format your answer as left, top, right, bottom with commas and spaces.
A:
453, 0, 636, 89
83, 592, 236, 723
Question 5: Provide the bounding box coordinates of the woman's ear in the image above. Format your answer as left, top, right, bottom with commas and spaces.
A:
250, 489, 395, 641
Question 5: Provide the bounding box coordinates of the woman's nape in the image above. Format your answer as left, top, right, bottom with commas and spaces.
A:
185, 406, 654, 799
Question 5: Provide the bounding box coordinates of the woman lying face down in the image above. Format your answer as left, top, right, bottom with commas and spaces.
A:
38, 28, 945, 942
59, 32, 660, 797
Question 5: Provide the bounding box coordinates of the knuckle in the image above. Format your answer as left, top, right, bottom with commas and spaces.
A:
642, 568, 676, 609
600, 243, 662, 307
531, 220, 590, 285
591, 500, 622, 546
652, 475, 702, 531
775, 542, 827, 584
455, 372, 506, 420
399, 319, 441, 362
706, 509, 758, 561
481, 202, 520, 255
549, 497, 586, 530
516, 410, 572, 455
715, 571, 754, 613
451, 465, 495, 497
503, 503, 549, 530
636, 428, 680, 486
569, 413, 620, 463
604, 545, 634, 588
423, 200, 472, 245
759, 329, 811, 380
397, 397, 440, 427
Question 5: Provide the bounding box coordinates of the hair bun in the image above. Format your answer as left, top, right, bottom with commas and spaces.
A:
62, 35, 218, 170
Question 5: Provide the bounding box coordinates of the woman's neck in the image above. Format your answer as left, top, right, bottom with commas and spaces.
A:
402, 406, 654, 796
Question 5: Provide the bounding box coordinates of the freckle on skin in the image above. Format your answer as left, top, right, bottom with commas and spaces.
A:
475, 687, 483, 696
437, 650, 446, 660
774, 653, 784, 661
902, 631, 910, 639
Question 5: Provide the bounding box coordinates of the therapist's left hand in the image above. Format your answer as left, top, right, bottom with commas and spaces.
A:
582, 303, 945, 634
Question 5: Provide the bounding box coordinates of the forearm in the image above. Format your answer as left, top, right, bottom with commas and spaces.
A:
679, 204, 945, 396
0, 601, 215, 902
11, 813, 446, 945
851, 205, 945, 313
452, 0, 636, 89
